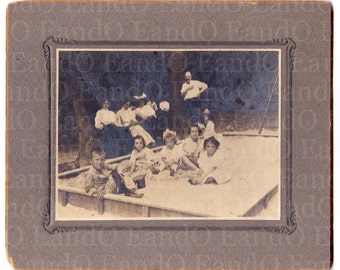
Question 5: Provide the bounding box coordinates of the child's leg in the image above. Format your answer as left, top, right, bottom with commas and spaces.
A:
131, 170, 147, 181
111, 171, 128, 194
131, 170, 147, 189
188, 156, 199, 168
122, 175, 144, 198
181, 155, 199, 170
171, 163, 178, 171
104, 177, 118, 194
122, 175, 137, 191
170, 163, 178, 176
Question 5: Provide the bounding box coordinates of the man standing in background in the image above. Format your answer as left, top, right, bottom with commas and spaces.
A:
180, 71, 208, 124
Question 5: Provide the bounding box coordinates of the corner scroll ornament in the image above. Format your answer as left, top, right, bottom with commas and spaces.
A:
265, 38, 296, 70
43, 200, 76, 234
264, 37, 296, 235
42, 36, 76, 71
273, 38, 296, 70
42, 36, 77, 234
265, 202, 297, 234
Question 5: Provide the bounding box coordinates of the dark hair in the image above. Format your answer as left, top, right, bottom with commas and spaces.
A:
122, 98, 131, 106
203, 110, 214, 121
89, 148, 105, 159
203, 136, 220, 150
188, 123, 203, 136
163, 133, 177, 144
138, 99, 145, 106
133, 135, 146, 149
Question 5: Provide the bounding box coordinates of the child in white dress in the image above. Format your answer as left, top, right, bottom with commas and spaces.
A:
122, 135, 155, 189
180, 124, 203, 171
188, 136, 231, 185
198, 108, 216, 139
155, 129, 182, 176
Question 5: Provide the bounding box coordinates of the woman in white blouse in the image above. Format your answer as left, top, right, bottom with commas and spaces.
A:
94, 100, 117, 129
116, 99, 155, 147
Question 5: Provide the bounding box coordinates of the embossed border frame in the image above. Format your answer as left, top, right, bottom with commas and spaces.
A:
42, 37, 296, 234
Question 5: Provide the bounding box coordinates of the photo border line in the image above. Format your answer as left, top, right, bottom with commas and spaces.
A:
42, 36, 296, 234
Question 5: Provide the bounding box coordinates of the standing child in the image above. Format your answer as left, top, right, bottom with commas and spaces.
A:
187, 136, 231, 185
156, 129, 182, 176
180, 124, 203, 171
198, 108, 216, 139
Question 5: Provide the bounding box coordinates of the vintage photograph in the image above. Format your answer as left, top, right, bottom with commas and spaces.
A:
56, 48, 281, 220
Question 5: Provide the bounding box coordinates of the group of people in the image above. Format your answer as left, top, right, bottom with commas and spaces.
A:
95, 97, 159, 147
84, 71, 229, 202
84, 113, 230, 202
94, 70, 210, 151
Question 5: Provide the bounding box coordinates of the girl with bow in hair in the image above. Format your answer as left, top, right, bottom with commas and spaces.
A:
155, 129, 182, 177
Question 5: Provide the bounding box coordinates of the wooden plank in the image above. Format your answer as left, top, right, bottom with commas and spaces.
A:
58, 190, 68, 207
58, 182, 278, 218
142, 205, 150, 217
58, 145, 164, 178
97, 199, 104, 215
241, 185, 279, 217
58, 186, 212, 217
223, 132, 278, 138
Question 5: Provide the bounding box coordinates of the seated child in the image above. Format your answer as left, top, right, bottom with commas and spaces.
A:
154, 129, 182, 176
187, 136, 231, 185
84, 149, 143, 199
123, 135, 156, 187
180, 124, 203, 171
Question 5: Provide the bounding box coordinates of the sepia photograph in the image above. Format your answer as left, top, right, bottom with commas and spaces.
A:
6, 0, 333, 268
55, 47, 282, 221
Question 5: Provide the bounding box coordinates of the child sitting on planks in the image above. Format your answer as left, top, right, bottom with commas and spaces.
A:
180, 124, 203, 172
187, 136, 231, 185
122, 135, 158, 185
84, 149, 143, 201
154, 129, 182, 177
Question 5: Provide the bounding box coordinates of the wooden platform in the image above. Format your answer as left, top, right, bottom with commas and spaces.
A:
58, 184, 210, 218
223, 130, 279, 138
58, 178, 278, 219
57, 134, 280, 220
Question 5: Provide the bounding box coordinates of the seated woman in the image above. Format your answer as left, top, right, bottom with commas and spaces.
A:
134, 93, 157, 120
133, 93, 158, 140
94, 99, 119, 158
116, 99, 156, 148
187, 136, 231, 185
94, 99, 117, 130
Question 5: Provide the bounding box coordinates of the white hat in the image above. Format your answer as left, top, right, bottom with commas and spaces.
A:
203, 108, 210, 114
134, 93, 147, 100
159, 101, 170, 111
